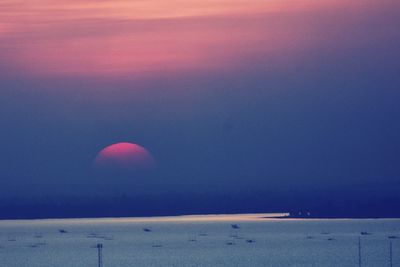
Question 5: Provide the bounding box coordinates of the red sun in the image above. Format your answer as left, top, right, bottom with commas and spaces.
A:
94, 142, 155, 172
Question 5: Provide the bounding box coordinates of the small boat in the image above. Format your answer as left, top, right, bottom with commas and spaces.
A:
231, 224, 240, 229
360, 231, 371, 235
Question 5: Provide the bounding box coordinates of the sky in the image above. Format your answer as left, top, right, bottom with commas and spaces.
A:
0, 0, 399, 203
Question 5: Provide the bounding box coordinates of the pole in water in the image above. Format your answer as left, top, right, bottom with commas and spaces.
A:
97, 243, 103, 267
358, 237, 362, 267
390, 241, 393, 267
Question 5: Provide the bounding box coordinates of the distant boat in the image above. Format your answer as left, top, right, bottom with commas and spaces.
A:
188, 233, 197, 242
231, 224, 240, 229
28, 242, 46, 248
143, 228, 152, 232
225, 239, 236, 245
58, 229, 68, 233
360, 231, 371, 235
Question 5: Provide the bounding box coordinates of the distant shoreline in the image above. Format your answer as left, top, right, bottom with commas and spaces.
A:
2, 193, 399, 221
1, 212, 400, 222
0, 213, 288, 222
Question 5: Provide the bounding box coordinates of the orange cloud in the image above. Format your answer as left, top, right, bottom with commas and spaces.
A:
0, 0, 397, 79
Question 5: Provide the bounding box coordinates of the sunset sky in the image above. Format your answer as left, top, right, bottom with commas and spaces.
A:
0, 0, 399, 204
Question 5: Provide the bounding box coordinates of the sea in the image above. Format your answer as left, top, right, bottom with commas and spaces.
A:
0, 214, 399, 267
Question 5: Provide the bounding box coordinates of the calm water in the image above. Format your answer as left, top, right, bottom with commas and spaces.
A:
0, 214, 399, 267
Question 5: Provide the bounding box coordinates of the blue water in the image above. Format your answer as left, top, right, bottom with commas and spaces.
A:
0, 214, 399, 267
